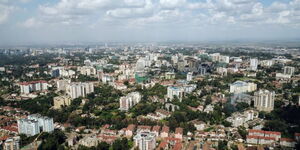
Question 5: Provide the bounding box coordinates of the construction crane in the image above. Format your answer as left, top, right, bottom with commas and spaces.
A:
32, 132, 43, 150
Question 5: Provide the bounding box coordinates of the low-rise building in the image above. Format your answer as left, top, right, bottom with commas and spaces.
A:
280, 138, 296, 148
3, 136, 20, 150
165, 72, 175, 80
161, 126, 169, 138
78, 136, 99, 147
53, 96, 72, 109
174, 128, 183, 140
125, 124, 136, 137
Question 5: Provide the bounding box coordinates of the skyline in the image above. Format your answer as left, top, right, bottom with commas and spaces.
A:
1, 0, 300, 45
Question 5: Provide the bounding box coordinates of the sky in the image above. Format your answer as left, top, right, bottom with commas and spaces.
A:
0, 0, 300, 45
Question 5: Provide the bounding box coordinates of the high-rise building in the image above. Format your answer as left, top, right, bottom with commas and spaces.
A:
219, 55, 230, 63
19, 80, 48, 94
250, 58, 258, 71
209, 53, 229, 63
27, 114, 54, 133
119, 92, 141, 111
17, 119, 39, 136
77, 66, 97, 76
186, 72, 193, 81
284, 66, 295, 75
101, 74, 115, 84
56, 79, 71, 91
210, 53, 220, 62
133, 132, 156, 150
51, 67, 75, 78
3, 136, 20, 150
167, 86, 184, 101
136, 57, 151, 71
18, 114, 54, 136
254, 90, 275, 112
198, 65, 208, 75
67, 82, 94, 99
260, 60, 274, 67
230, 81, 257, 93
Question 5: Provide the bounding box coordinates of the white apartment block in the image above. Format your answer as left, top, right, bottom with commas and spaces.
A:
254, 90, 275, 112
210, 53, 230, 63
219, 55, 230, 63
119, 92, 141, 111
136, 57, 151, 71
216, 67, 228, 76
167, 86, 185, 101
230, 81, 257, 93
51, 67, 75, 78
67, 82, 94, 99
284, 66, 295, 75
19, 80, 48, 94
78, 66, 97, 76
167, 84, 196, 101
27, 114, 54, 132
133, 132, 156, 150
260, 60, 274, 67
17, 119, 40, 136
226, 110, 258, 127
102, 74, 115, 84
250, 58, 258, 71
187, 72, 193, 81
56, 79, 71, 91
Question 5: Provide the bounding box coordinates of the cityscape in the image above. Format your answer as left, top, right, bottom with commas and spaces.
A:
1, 0, 300, 150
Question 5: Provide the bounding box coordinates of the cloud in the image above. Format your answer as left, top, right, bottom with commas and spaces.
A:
19, 0, 31, 3
0, 3, 15, 24
21, 17, 42, 28
159, 0, 186, 8
16, 0, 300, 29
106, 0, 155, 18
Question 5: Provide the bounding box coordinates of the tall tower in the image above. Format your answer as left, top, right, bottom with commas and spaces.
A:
250, 58, 258, 71
254, 90, 275, 112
